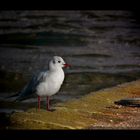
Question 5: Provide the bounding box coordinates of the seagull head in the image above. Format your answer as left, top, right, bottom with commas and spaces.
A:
49, 56, 70, 70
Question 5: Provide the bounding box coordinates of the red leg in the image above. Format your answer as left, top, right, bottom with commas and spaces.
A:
46, 96, 55, 111
38, 96, 40, 111
47, 96, 50, 111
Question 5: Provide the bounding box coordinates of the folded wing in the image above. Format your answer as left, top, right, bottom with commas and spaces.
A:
16, 71, 47, 101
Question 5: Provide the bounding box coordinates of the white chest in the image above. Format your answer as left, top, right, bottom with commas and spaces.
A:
36, 69, 65, 96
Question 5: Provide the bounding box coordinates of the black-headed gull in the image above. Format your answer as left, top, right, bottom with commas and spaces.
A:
14, 56, 70, 111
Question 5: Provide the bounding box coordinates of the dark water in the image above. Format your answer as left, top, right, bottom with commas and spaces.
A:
0, 11, 140, 115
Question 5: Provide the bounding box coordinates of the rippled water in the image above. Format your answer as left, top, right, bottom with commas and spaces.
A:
0, 11, 140, 74
0, 11, 140, 114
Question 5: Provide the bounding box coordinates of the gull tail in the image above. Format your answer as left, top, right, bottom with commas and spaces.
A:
6, 93, 19, 98
4, 92, 21, 102
5, 93, 25, 102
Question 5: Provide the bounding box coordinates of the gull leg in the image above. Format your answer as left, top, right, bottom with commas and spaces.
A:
38, 96, 40, 111
46, 96, 55, 111
47, 96, 50, 111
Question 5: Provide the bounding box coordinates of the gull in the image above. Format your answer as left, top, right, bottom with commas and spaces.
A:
12, 56, 70, 111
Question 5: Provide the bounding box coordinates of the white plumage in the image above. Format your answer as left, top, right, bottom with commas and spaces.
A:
36, 64, 64, 97
14, 56, 70, 111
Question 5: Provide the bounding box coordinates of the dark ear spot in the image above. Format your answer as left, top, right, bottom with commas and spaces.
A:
53, 60, 55, 64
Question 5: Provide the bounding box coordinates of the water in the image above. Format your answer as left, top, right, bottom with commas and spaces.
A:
0, 10, 140, 114
0, 11, 140, 74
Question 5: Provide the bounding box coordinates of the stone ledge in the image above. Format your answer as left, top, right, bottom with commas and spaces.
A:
8, 79, 140, 129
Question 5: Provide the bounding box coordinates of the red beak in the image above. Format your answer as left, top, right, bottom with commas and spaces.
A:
64, 63, 71, 68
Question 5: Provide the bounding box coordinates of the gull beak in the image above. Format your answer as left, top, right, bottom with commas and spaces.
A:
63, 63, 71, 68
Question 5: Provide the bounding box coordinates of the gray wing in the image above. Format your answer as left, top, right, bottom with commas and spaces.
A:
16, 71, 47, 101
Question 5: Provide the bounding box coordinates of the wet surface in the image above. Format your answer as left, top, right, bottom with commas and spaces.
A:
0, 11, 140, 115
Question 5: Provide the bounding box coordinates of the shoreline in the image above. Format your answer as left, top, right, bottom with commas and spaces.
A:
4, 79, 140, 129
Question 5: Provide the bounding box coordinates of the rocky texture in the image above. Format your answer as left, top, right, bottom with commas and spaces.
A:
8, 79, 140, 129
115, 98, 140, 107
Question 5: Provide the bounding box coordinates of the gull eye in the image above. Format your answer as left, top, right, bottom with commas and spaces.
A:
58, 61, 61, 63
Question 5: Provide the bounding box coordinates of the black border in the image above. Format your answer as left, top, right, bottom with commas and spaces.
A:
0, 3, 140, 140
1, 130, 140, 140
0, 0, 140, 10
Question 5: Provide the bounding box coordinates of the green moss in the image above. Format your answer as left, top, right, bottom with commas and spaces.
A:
6, 79, 140, 129
9, 108, 96, 129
